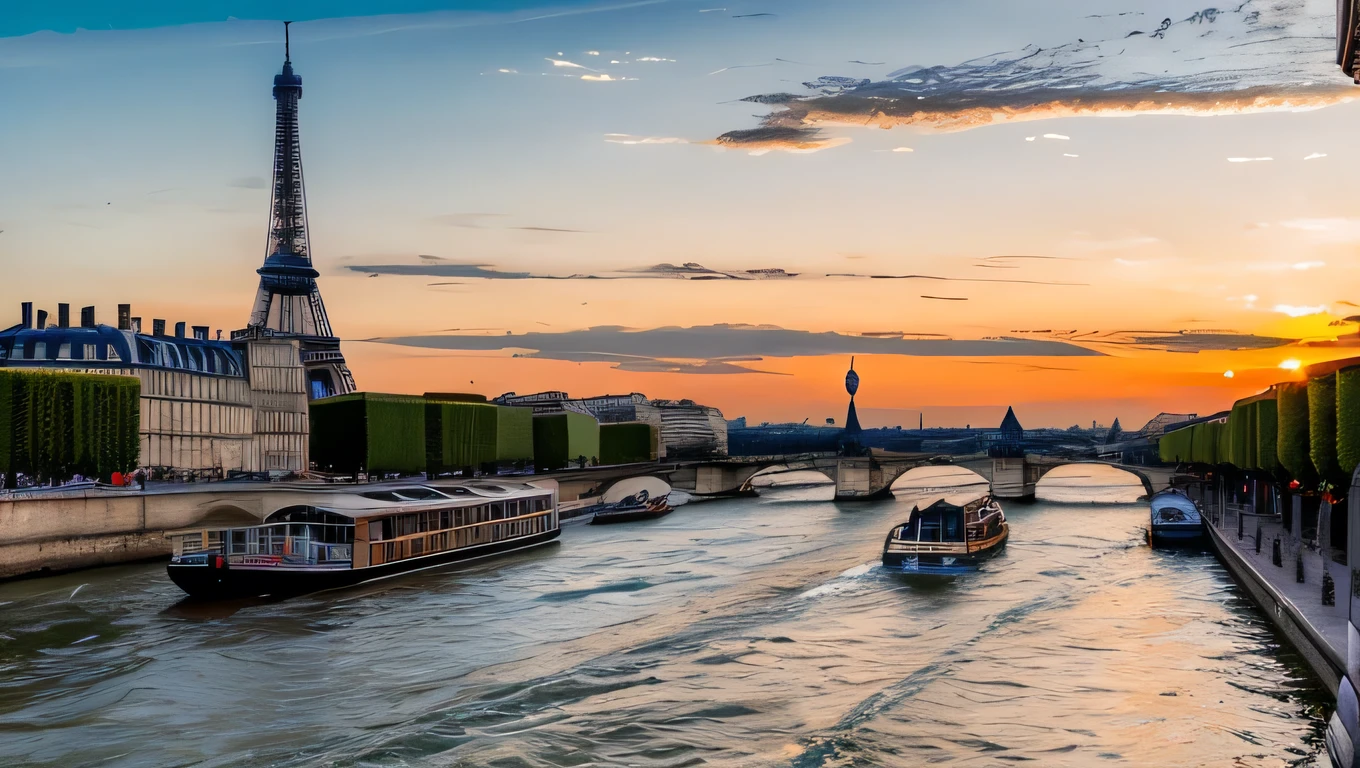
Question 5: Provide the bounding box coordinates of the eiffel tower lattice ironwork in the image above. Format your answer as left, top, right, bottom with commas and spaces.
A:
237, 21, 356, 399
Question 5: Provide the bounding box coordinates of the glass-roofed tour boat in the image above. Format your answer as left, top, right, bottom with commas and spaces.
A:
882, 491, 1009, 574
167, 480, 560, 599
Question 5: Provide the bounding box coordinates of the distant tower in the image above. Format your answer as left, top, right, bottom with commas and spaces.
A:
844, 357, 862, 433
990, 406, 1024, 458
238, 21, 356, 399
1105, 417, 1124, 444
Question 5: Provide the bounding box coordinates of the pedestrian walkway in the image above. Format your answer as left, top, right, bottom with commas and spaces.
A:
1207, 503, 1346, 688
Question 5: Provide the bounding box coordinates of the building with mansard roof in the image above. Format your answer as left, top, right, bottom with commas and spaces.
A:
0, 302, 309, 475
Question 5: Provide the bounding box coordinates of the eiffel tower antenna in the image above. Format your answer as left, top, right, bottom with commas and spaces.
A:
284, 21, 291, 61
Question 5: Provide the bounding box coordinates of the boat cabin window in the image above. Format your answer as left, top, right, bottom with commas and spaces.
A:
369, 495, 551, 541
899, 505, 965, 542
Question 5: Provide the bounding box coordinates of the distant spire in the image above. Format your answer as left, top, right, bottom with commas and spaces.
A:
999, 406, 1023, 437
845, 400, 862, 433
1105, 417, 1124, 444
284, 20, 291, 62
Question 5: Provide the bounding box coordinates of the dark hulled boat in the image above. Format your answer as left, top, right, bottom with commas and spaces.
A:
167, 480, 560, 599
589, 486, 672, 524
882, 493, 1008, 574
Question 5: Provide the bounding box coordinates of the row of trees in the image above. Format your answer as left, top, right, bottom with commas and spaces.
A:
0, 370, 140, 487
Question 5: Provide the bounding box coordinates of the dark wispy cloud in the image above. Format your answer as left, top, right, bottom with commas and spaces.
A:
367, 323, 1103, 375
1058, 329, 1296, 353
356, 263, 535, 279
624, 262, 798, 280
715, 0, 1347, 150
346, 259, 1078, 285
827, 273, 1085, 287
347, 261, 798, 280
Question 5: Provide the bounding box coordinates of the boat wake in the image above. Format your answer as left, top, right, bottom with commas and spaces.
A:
798, 562, 876, 599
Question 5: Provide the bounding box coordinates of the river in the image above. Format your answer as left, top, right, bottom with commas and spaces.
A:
0, 469, 1332, 767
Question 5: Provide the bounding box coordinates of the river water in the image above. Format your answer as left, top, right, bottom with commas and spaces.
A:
0, 470, 1332, 767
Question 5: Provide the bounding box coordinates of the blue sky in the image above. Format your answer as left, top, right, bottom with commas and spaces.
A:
2, 0, 1357, 427
4, 1, 562, 37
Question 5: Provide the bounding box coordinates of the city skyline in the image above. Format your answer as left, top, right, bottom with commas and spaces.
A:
2, 0, 1358, 428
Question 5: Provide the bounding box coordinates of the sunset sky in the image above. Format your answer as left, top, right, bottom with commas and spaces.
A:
2, 0, 1359, 429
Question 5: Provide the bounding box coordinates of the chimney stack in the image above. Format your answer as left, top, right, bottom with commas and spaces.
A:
192, 325, 209, 341
130, 317, 142, 334
117, 304, 131, 331
152, 319, 166, 336
80, 306, 95, 328
37, 310, 48, 329
20, 302, 32, 329
57, 304, 70, 328
174, 321, 186, 338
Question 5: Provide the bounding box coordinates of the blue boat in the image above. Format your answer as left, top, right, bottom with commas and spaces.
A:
1148, 488, 1204, 546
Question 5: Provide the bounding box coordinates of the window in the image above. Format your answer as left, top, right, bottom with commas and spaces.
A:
83, 344, 97, 360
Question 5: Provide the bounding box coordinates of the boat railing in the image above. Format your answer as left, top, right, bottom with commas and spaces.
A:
173, 522, 355, 567
964, 506, 1002, 526
884, 539, 968, 555
368, 509, 555, 566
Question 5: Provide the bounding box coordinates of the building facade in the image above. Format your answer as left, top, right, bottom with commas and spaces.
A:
494, 391, 729, 458
0, 302, 309, 475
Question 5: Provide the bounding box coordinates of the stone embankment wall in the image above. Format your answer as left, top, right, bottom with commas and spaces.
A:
0, 488, 264, 579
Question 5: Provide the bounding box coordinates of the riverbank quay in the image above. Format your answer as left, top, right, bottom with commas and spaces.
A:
1202, 495, 1346, 692
0, 481, 281, 579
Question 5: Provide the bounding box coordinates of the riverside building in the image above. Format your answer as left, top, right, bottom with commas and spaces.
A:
0, 302, 309, 475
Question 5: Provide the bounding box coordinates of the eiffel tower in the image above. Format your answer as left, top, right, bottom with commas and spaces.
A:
235, 21, 356, 399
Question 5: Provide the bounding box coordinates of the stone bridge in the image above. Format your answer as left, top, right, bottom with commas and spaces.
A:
654, 453, 1173, 502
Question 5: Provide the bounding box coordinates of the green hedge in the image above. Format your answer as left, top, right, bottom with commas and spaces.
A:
533, 412, 600, 471
1310, 373, 1340, 480
1159, 425, 1193, 463
1192, 420, 1223, 465
310, 392, 426, 474
0, 370, 140, 484
1277, 382, 1315, 481
1229, 400, 1258, 469
1338, 367, 1360, 476
495, 406, 533, 461
425, 401, 534, 473
600, 423, 656, 465
1254, 398, 1279, 472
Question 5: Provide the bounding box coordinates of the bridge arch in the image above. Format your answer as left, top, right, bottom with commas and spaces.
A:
745, 464, 836, 489
890, 464, 989, 493
1035, 463, 1151, 502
